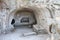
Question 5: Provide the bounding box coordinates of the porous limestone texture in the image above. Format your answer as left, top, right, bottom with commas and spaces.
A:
0, 0, 60, 38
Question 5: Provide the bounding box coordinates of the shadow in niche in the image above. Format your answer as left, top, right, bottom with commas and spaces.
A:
11, 19, 15, 25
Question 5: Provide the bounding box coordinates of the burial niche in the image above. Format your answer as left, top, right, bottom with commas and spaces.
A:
11, 9, 37, 28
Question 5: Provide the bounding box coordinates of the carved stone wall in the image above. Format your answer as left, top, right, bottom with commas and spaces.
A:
0, 0, 60, 37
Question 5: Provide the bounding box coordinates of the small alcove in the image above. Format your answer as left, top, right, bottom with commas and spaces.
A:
10, 8, 37, 33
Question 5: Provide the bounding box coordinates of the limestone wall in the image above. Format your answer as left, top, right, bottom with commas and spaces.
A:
0, 0, 60, 35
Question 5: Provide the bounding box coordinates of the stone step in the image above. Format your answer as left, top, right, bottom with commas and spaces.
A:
21, 32, 37, 37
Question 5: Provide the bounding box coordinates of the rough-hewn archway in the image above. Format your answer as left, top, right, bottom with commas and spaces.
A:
6, 6, 53, 34
7, 7, 40, 32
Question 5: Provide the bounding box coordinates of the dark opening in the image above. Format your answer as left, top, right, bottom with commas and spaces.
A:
49, 24, 52, 33
21, 17, 29, 23
11, 19, 15, 25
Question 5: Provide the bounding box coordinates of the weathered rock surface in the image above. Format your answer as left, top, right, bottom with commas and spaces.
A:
0, 0, 60, 40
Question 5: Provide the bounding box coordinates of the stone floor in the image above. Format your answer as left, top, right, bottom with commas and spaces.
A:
0, 26, 50, 40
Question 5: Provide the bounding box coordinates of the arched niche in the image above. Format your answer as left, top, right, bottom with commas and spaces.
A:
7, 7, 40, 31
11, 8, 37, 27
6, 6, 52, 33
